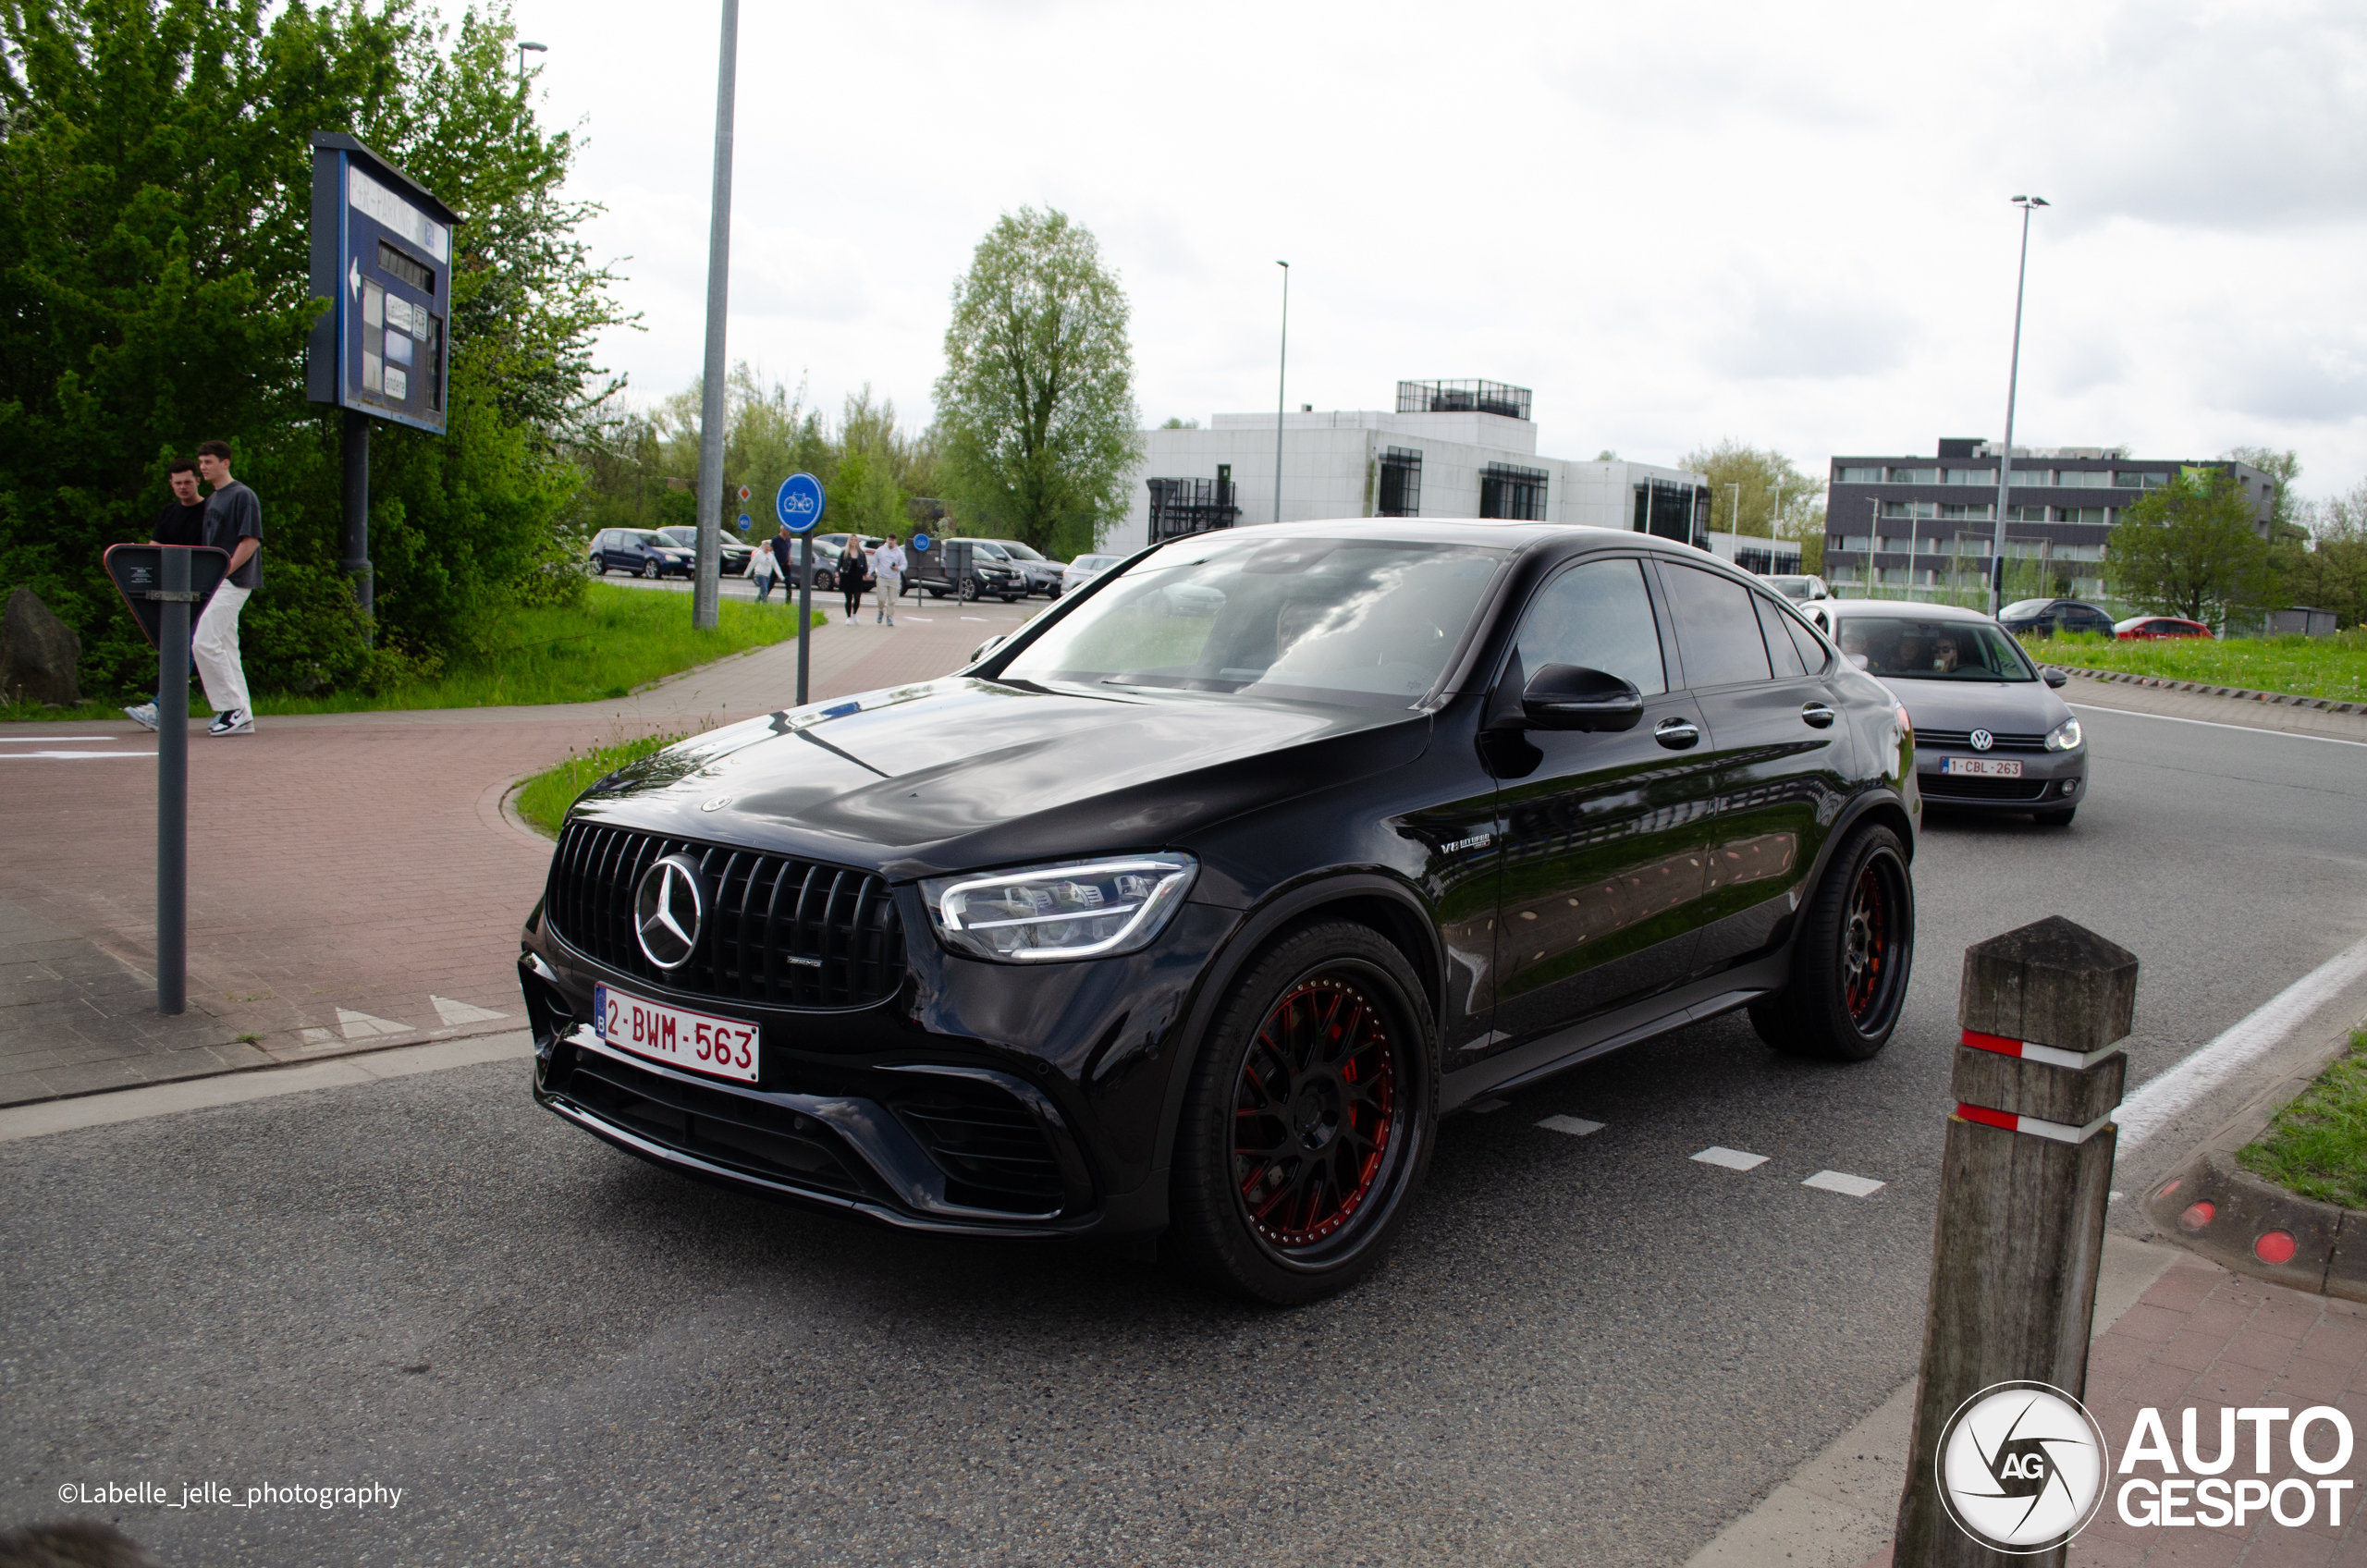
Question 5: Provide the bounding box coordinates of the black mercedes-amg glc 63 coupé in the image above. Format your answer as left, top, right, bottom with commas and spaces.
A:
519, 521, 1920, 1303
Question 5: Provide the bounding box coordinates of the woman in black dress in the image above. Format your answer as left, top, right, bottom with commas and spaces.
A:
839, 540, 871, 621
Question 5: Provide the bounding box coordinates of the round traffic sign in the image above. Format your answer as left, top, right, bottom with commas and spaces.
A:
774, 472, 824, 533
735, 514, 751, 532
911, 532, 932, 552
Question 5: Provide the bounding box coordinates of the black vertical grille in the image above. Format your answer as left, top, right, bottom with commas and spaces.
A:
888, 1082, 1067, 1214
546, 823, 905, 1009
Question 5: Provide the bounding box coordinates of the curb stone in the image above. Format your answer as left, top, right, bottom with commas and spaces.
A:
2054, 663, 2363, 714
2140, 1147, 2365, 1302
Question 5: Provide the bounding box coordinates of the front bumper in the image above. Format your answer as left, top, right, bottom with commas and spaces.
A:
1915, 747, 2088, 810
517, 893, 1235, 1240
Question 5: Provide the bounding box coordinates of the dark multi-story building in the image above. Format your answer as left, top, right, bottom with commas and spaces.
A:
1822, 439, 2277, 601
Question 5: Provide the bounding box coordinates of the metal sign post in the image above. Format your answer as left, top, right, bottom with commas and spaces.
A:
104, 544, 231, 1016
775, 472, 825, 706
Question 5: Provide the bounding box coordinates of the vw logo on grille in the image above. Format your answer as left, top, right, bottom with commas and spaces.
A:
1969, 729, 1994, 752
633, 853, 707, 970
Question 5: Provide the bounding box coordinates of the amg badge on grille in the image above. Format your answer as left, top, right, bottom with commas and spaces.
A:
634, 853, 707, 970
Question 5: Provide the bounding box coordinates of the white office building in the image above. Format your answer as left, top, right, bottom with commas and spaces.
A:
1103, 380, 1713, 555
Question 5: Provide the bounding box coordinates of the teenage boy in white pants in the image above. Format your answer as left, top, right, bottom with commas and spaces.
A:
872, 534, 906, 626
192, 440, 262, 736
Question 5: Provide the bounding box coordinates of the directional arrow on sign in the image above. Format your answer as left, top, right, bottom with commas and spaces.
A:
349, 257, 362, 299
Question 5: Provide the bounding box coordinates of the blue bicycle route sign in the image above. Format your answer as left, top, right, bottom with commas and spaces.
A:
911, 532, 932, 553
775, 472, 825, 533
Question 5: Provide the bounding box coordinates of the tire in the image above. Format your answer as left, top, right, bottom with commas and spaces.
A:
1049, 584, 1062, 598
816, 570, 835, 593
1000, 594, 1018, 604
1748, 823, 1914, 1062
928, 587, 948, 599
2033, 806, 2077, 827
592, 557, 607, 576
1170, 922, 1437, 1305
960, 577, 980, 602
640, 559, 658, 580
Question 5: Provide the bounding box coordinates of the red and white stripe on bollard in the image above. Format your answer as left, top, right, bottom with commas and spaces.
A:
1894, 915, 2140, 1566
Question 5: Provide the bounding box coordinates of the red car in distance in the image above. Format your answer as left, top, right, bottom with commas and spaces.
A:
2115, 615, 2213, 640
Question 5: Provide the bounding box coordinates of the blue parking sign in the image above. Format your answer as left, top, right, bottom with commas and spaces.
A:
775, 472, 825, 533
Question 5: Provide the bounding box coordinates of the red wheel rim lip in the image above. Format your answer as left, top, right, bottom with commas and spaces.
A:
1232, 975, 1400, 1253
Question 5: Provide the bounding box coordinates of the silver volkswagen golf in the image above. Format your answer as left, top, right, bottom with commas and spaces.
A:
1803, 598, 2088, 826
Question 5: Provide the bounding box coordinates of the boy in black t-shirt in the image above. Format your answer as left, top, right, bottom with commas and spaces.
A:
192, 439, 262, 736
123, 459, 214, 731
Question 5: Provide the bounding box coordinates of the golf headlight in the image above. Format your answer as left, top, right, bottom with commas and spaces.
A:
2046, 717, 2083, 752
926, 855, 1197, 962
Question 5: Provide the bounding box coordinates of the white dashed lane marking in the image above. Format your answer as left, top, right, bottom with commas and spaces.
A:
0, 751, 153, 759
1537, 1114, 1605, 1137
1802, 1170, 1885, 1197
1691, 1145, 1770, 1171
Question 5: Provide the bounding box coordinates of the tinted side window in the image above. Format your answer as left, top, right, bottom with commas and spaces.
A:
1754, 594, 1807, 677
1659, 563, 1772, 688
1778, 604, 1830, 672
1515, 557, 1666, 696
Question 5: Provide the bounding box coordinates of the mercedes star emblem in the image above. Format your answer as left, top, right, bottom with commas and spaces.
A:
1970, 729, 1994, 752
633, 853, 706, 970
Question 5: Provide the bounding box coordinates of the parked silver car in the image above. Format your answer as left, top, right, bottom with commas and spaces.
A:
1803, 598, 2087, 825
973, 538, 1066, 596
1061, 552, 1122, 594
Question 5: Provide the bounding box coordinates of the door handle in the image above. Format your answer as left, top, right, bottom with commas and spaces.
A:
1654, 717, 1699, 750
1800, 703, 1836, 729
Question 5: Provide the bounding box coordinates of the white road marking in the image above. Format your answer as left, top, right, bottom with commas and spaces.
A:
2068, 703, 2367, 749
0, 751, 153, 759
0, 735, 114, 742
960, 616, 989, 621
1802, 1170, 1885, 1197
1468, 1097, 1509, 1114
336, 1008, 413, 1040
1536, 1114, 1603, 1136
902, 616, 935, 621
1692, 1145, 1769, 1171
2116, 932, 2367, 1147
430, 995, 509, 1026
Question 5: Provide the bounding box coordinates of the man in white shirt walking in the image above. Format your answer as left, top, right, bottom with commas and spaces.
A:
872, 534, 906, 626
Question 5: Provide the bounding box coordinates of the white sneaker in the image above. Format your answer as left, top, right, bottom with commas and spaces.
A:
207, 709, 254, 736
124, 702, 159, 730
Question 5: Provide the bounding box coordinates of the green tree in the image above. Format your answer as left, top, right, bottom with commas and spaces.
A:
2106, 470, 2280, 624
0, 0, 623, 696
933, 207, 1140, 557
2274, 481, 2367, 629
1678, 438, 1826, 572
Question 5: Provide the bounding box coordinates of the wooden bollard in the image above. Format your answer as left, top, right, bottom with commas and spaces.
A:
1893, 915, 2138, 1564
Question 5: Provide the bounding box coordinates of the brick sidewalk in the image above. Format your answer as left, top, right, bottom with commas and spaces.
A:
1858, 1252, 2365, 1566
0, 606, 1034, 1105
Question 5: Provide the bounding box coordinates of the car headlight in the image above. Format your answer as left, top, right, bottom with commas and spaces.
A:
2046, 717, 2082, 751
924, 854, 1197, 962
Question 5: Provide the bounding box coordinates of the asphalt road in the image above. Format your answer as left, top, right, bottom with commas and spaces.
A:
6, 704, 2364, 1566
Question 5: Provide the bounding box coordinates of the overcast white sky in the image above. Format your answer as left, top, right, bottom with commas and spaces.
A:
475, 0, 2367, 502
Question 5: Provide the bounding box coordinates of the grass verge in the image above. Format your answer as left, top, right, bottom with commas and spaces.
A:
513, 729, 687, 838
2237, 1029, 2367, 1209
2024, 627, 2367, 704
0, 585, 828, 722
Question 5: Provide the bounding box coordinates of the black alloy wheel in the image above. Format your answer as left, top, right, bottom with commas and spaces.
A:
1171, 922, 1437, 1305
1749, 822, 1914, 1061
816, 569, 835, 593
640, 558, 659, 580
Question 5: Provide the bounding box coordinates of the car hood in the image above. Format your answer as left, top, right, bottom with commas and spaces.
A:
571, 677, 1431, 878
1880, 678, 2071, 735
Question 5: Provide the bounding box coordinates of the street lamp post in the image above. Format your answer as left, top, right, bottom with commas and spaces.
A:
1728, 483, 1741, 537
516, 39, 546, 86
1990, 195, 2048, 618
692, 0, 740, 631
1272, 261, 1289, 527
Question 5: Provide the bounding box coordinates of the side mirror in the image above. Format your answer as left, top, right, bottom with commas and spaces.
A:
969, 634, 1006, 664
2042, 666, 2069, 689
1521, 664, 1643, 732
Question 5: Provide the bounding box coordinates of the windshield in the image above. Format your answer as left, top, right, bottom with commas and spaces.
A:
996, 541, 1045, 561
1833, 617, 2034, 681
1002, 536, 1508, 707
1073, 556, 1115, 570
630, 531, 667, 547
2000, 599, 2051, 619
972, 541, 1011, 559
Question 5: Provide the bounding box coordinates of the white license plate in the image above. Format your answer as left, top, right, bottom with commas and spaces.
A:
1940, 756, 2023, 778
594, 983, 760, 1084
